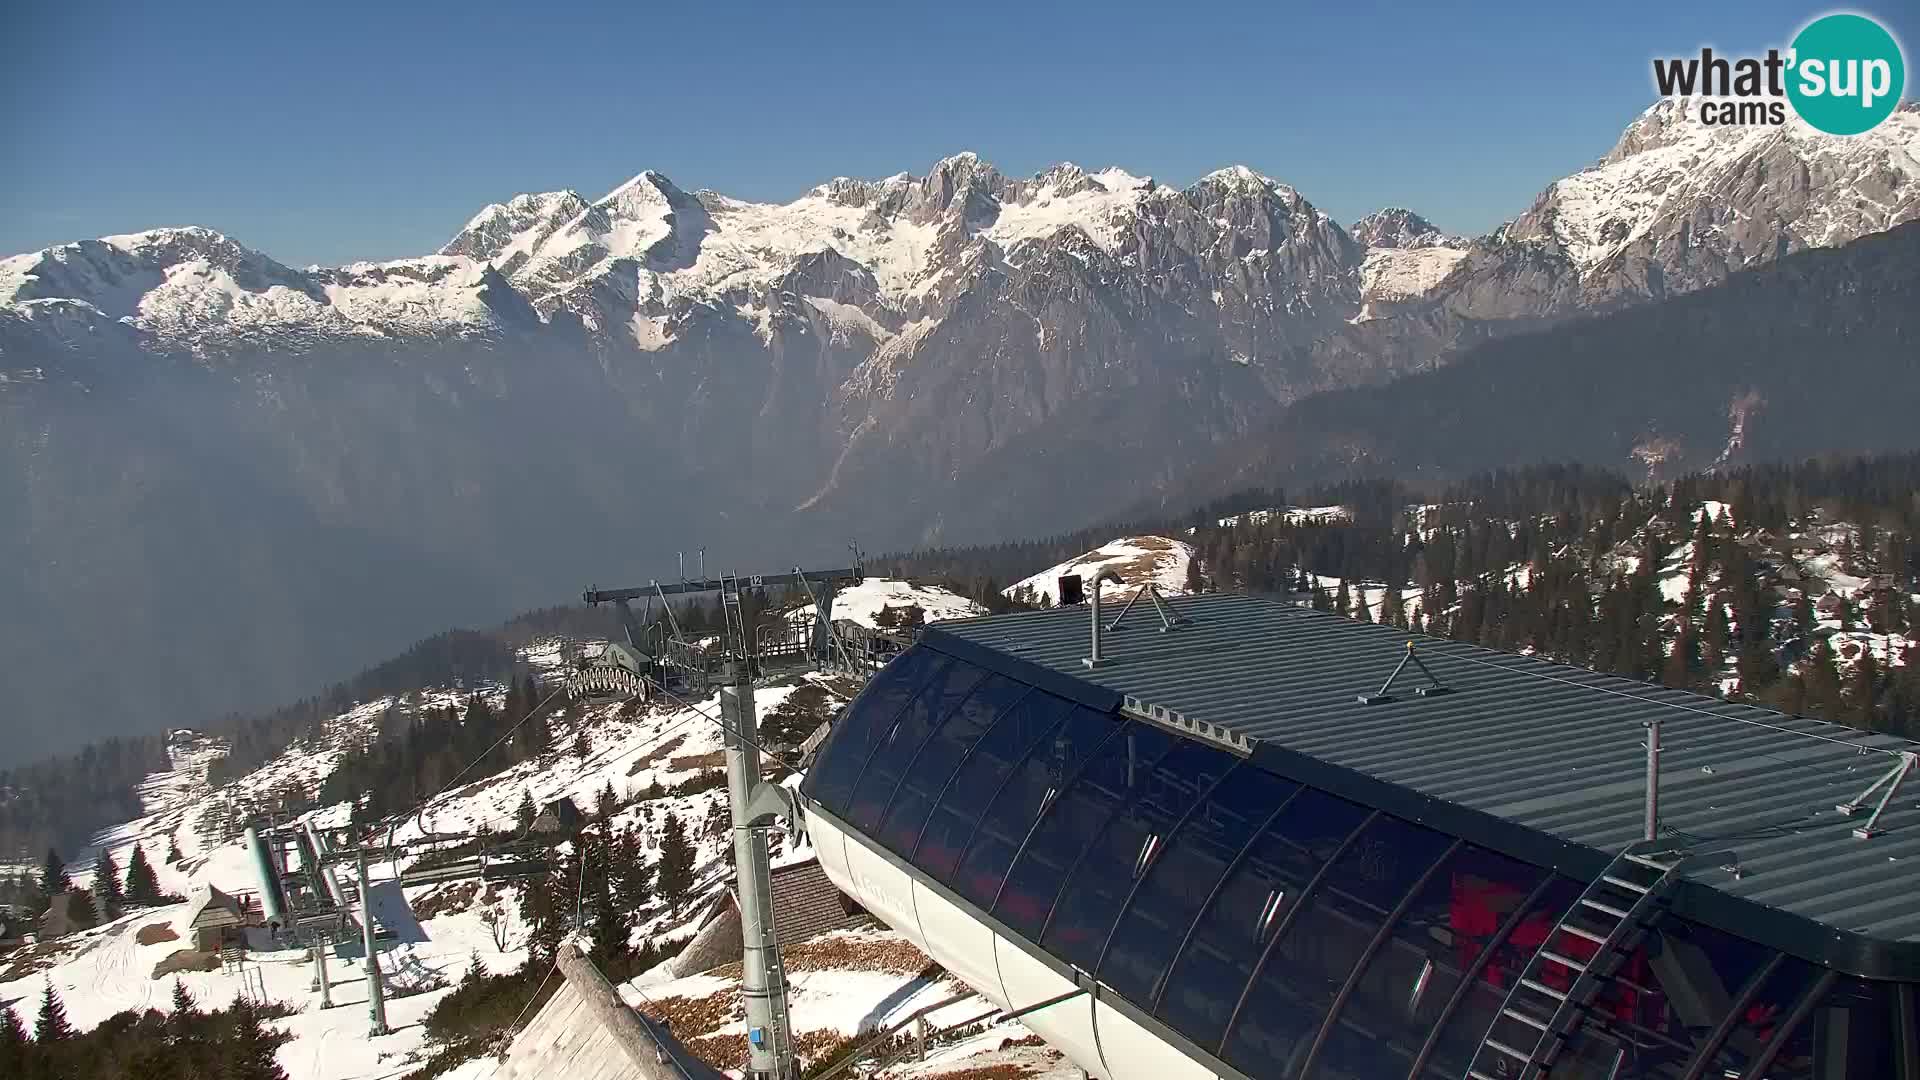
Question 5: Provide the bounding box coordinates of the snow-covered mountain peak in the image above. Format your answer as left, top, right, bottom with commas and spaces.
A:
440, 189, 590, 266
1198, 163, 1281, 188
1511, 98, 1920, 276
1349, 207, 1464, 249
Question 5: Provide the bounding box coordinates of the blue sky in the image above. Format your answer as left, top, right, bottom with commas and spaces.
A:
3, 1, 1912, 267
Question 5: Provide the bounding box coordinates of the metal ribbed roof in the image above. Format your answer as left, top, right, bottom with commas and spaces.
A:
925, 592, 1920, 963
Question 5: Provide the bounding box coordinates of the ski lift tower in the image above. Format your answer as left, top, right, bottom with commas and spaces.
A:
583, 561, 863, 1080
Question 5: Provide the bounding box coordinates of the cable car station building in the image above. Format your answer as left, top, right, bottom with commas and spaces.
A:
800, 594, 1920, 1080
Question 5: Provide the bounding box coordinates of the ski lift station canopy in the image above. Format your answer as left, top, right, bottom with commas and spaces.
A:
799, 593, 1920, 1080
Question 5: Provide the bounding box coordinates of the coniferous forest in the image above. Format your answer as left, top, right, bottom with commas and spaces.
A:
8, 453, 1920, 880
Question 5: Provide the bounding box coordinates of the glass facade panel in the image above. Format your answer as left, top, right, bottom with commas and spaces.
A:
1546, 917, 1775, 1079
951, 705, 1118, 911
912, 689, 1075, 884
876, 675, 1029, 856
1796, 977, 1901, 1080
1674, 952, 1817, 1080
803, 646, 944, 814
1423, 875, 1582, 1077
1041, 740, 1233, 970
1222, 815, 1450, 1078
845, 658, 985, 831
1312, 845, 1547, 1080
1156, 788, 1368, 1052
994, 722, 1177, 938
1099, 765, 1299, 1005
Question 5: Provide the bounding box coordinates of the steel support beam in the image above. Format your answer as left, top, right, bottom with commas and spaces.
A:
722, 665, 798, 1079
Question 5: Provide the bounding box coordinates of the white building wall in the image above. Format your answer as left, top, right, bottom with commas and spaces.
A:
806, 808, 1222, 1080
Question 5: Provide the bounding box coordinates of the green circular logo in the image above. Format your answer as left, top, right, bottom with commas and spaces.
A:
1787, 13, 1906, 135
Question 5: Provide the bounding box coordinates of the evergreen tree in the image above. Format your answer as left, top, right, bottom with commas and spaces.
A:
1184, 553, 1206, 594
93, 848, 123, 916
1380, 586, 1406, 629
596, 781, 619, 824
573, 729, 591, 759
1802, 637, 1845, 718
612, 826, 652, 914
0, 1003, 24, 1079
171, 979, 198, 1020
165, 832, 183, 865
1333, 579, 1351, 618
1703, 600, 1730, 679
656, 812, 695, 904
1848, 648, 1882, 729
514, 790, 537, 834
39, 849, 69, 903
219, 993, 291, 1080
36, 982, 72, 1041
125, 844, 162, 906
588, 833, 628, 964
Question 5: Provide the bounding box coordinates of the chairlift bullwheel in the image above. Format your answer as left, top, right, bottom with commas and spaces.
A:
569, 662, 643, 704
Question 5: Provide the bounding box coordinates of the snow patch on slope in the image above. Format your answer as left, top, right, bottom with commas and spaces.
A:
794, 578, 986, 629
1006, 536, 1194, 605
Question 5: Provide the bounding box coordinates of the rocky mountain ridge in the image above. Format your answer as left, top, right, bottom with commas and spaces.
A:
4, 99, 1918, 758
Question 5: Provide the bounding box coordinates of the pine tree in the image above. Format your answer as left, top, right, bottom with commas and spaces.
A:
514, 790, 537, 834
1802, 637, 1845, 719
35, 982, 72, 1041
656, 812, 695, 905
596, 781, 619, 824
461, 950, 487, 989
125, 843, 162, 906
165, 832, 183, 865
0, 1003, 23, 1080
613, 826, 653, 914
1381, 585, 1406, 629
171, 979, 198, 1019
573, 729, 591, 759
587, 826, 628, 964
1334, 579, 1352, 618
1848, 647, 1881, 730
39, 849, 69, 903
221, 991, 292, 1079
93, 848, 124, 917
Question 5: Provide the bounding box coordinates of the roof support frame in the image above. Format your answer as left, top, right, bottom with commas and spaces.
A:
1297, 837, 1462, 1078
1217, 809, 1381, 1058
1088, 759, 1254, 981
1146, 784, 1306, 1015
1401, 872, 1560, 1080
1737, 969, 1838, 1080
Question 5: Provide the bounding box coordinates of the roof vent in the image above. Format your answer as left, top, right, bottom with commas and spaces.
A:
1059, 574, 1085, 606
1083, 570, 1125, 668
1357, 640, 1451, 705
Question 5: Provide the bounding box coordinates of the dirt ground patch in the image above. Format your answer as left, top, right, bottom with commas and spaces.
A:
705, 933, 932, 980
629, 734, 688, 776
1061, 535, 1180, 588
0, 937, 83, 983
684, 1027, 848, 1072
634, 989, 740, 1039
151, 948, 221, 979
784, 934, 931, 975
135, 922, 179, 946
669, 750, 727, 771
412, 881, 481, 920
928, 1065, 1038, 1079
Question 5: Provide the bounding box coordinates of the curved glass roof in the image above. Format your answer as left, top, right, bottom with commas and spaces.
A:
802, 634, 1917, 1080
